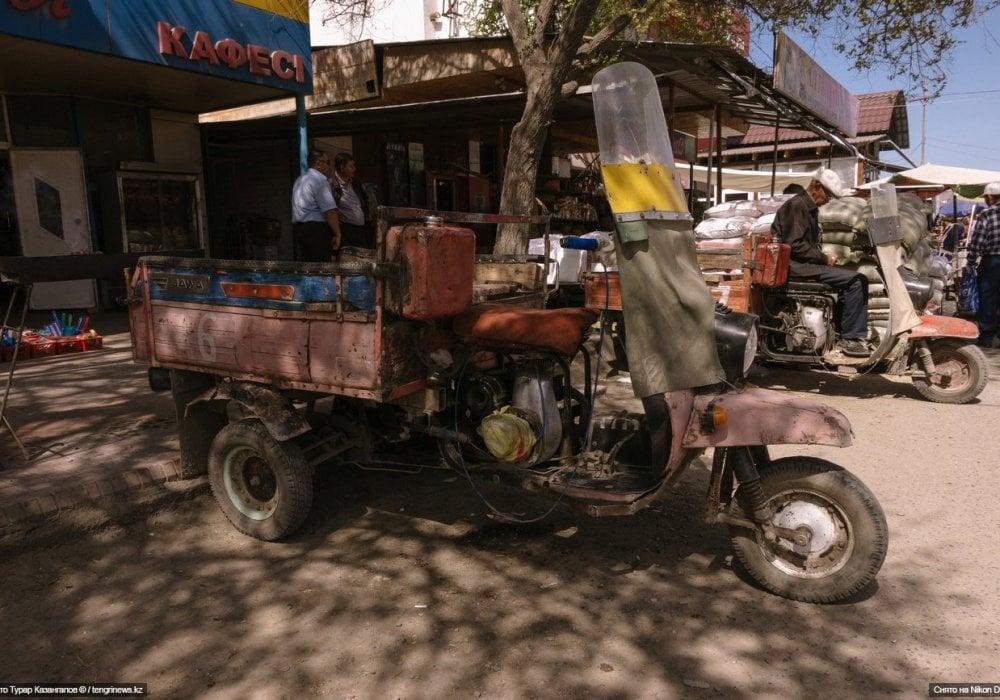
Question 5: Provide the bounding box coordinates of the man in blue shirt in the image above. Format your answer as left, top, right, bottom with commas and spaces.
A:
292, 149, 342, 261
967, 181, 1000, 347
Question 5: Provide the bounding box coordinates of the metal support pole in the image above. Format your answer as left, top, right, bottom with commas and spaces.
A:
296, 93, 308, 175
714, 103, 723, 205
0, 283, 33, 461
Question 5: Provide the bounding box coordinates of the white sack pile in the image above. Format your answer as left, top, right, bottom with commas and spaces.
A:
819, 192, 945, 312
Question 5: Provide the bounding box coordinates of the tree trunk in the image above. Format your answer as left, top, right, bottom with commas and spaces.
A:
494, 90, 557, 255
491, 0, 603, 255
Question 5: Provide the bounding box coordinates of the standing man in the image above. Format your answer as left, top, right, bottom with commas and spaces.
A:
292, 149, 341, 262
967, 181, 1000, 348
772, 168, 872, 356
331, 152, 372, 249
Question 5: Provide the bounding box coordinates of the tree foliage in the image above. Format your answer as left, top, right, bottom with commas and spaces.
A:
747, 0, 999, 97
311, 0, 391, 41
465, 0, 998, 98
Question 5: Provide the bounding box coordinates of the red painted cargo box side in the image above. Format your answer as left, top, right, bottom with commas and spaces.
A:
127, 257, 430, 401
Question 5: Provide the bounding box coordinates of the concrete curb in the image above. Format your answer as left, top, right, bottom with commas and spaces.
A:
0, 457, 186, 530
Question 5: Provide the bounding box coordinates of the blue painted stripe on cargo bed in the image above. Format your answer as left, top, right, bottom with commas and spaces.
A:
145, 266, 373, 311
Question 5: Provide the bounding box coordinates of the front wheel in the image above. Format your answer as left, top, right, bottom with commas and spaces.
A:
208, 420, 313, 541
729, 457, 888, 603
911, 340, 988, 404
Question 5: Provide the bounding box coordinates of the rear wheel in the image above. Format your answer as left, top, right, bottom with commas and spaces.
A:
911, 340, 988, 404
729, 457, 888, 603
208, 421, 313, 541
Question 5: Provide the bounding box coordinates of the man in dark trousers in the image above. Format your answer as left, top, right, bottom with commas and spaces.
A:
967, 181, 1000, 347
331, 152, 372, 249
292, 149, 341, 262
772, 168, 872, 356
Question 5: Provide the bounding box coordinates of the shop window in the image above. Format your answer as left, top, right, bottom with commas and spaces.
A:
34, 177, 64, 239
6, 95, 76, 147
118, 173, 202, 253
76, 99, 153, 173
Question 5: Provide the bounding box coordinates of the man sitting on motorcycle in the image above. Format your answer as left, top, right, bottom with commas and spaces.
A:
772, 168, 872, 357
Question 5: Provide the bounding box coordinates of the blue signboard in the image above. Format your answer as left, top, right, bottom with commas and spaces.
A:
0, 0, 312, 92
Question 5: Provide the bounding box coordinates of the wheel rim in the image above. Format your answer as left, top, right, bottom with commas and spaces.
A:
925, 349, 972, 394
756, 489, 853, 579
222, 444, 278, 521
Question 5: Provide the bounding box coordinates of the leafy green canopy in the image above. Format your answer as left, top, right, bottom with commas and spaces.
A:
462, 0, 1000, 97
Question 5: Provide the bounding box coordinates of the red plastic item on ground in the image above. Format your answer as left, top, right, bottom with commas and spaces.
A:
28, 339, 58, 359
56, 336, 87, 354
1, 343, 32, 362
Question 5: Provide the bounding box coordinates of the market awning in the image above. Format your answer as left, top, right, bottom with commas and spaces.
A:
889, 163, 1000, 198
202, 37, 858, 159
680, 165, 813, 194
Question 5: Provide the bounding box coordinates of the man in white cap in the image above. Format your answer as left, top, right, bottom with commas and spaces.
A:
772, 168, 871, 356
967, 181, 1000, 347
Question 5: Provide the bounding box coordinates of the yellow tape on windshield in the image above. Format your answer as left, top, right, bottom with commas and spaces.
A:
601, 163, 687, 215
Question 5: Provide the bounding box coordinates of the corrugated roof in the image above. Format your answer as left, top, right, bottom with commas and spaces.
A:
718, 134, 883, 157
728, 89, 908, 149
857, 90, 906, 137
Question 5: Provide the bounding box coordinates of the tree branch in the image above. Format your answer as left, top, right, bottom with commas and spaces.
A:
577, 14, 632, 57
501, 0, 531, 55
534, 0, 557, 47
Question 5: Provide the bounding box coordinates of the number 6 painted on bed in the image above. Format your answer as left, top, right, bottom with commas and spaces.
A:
197, 314, 217, 363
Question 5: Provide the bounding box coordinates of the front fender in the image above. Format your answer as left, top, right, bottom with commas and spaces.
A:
909, 315, 979, 339
681, 386, 853, 448
186, 380, 311, 442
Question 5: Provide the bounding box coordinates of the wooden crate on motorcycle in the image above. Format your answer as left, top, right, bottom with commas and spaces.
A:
384, 221, 476, 320
696, 240, 752, 312
474, 260, 544, 291
707, 281, 749, 311
584, 271, 622, 311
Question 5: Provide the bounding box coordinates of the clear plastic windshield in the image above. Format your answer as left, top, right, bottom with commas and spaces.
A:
592, 62, 689, 220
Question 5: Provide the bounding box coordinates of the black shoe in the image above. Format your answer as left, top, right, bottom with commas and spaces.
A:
837, 339, 870, 357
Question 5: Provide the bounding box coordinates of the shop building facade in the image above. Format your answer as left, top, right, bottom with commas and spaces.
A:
0, 0, 311, 308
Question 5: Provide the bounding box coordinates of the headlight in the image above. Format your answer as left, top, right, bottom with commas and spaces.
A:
713, 309, 759, 385
743, 322, 758, 376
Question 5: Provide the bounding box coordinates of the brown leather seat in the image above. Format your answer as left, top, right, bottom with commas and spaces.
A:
452, 304, 599, 357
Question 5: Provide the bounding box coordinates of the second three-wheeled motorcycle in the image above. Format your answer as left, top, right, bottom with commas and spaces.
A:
751, 182, 988, 404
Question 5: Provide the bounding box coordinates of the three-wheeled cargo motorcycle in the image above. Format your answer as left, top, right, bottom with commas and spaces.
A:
127, 62, 888, 603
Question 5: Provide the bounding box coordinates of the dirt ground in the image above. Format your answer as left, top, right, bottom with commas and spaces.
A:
2, 349, 1000, 698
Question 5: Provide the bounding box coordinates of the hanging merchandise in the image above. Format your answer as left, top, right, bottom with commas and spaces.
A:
959, 266, 980, 315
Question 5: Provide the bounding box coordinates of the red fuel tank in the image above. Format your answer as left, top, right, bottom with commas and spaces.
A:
386, 219, 475, 320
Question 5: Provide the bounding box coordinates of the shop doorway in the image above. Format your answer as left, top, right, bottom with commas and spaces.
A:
9, 149, 96, 309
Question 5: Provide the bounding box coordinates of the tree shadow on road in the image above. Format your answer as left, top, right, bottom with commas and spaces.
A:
751, 363, 929, 401
0, 456, 964, 698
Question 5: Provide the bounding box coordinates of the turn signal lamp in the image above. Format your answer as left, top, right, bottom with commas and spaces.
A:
700, 402, 729, 434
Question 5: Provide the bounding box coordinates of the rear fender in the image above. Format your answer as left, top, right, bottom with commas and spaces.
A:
187, 380, 311, 442
678, 386, 853, 448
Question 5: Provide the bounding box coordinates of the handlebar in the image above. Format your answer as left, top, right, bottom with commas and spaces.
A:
559, 237, 600, 251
